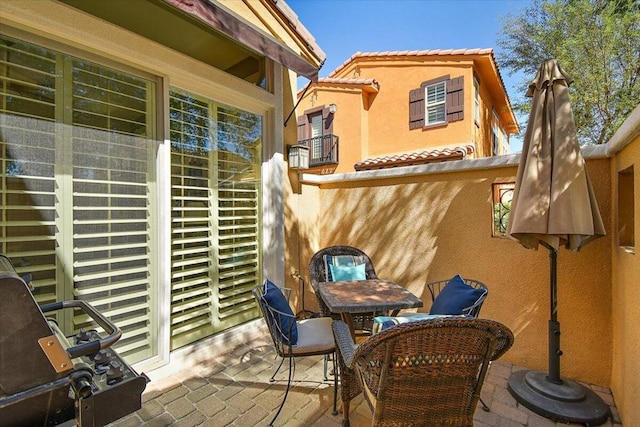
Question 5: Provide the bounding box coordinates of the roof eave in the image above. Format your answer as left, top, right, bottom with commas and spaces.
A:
164, 0, 322, 81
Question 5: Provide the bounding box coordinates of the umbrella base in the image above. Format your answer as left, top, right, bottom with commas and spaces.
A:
508, 370, 609, 425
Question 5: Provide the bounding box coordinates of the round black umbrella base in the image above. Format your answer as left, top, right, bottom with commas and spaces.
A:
508, 370, 609, 425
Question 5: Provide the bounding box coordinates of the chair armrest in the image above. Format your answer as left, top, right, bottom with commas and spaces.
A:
332, 320, 357, 367
489, 321, 515, 361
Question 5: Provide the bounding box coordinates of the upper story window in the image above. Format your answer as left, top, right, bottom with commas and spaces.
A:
492, 109, 503, 155
425, 81, 446, 125
473, 77, 480, 124
309, 112, 324, 159
409, 75, 464, 129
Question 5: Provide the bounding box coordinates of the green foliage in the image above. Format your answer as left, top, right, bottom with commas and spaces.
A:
497, 0, 640, 145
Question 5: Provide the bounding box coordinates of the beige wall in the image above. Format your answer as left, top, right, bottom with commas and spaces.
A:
289, 157, 613, 388
610, 134, 639, 426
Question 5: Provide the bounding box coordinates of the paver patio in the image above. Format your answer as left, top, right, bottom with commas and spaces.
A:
109, 327, 623, 427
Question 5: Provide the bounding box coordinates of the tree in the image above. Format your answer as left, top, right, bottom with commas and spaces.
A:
497, 0, 640, 145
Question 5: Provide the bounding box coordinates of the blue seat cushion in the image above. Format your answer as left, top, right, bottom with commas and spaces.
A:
429, 275, 486, 315
329, 263, 366, 281
262, 280, 298, 345
372, 313, 457, 334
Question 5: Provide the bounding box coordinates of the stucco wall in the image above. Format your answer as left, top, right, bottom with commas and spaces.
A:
291, 157, 613, 387
610, 134, 639, 426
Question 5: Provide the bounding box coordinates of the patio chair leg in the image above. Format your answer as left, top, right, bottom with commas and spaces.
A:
332, 352, 338, 415
270, 356, 286, 383
342, 401, 350, 427
480, 397, 490, 412
323, 354, 329, 381
268, 354, 294, 426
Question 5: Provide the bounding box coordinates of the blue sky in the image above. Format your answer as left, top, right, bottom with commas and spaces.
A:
287, 0, 533, 153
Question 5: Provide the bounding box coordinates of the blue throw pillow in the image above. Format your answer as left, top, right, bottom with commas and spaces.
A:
329, 263, 366, 281
262, 280, 298, 345
429, 275, 486, 315
323, 255, 366, 281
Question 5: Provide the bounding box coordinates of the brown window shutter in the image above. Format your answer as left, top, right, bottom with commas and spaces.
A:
297, 114, 308, 140
446, 76, 464, 122
409, 87, 425, 129
323, 106, 334, 135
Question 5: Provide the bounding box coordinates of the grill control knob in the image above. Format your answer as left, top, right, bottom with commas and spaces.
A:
93, 349, 110, 365
107, 361, 125, 384
75, 329, 93, 343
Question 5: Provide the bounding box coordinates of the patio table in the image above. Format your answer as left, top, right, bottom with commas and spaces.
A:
317, 279, 423, 338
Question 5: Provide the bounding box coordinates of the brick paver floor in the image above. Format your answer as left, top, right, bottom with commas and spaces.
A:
109, 330, 623, 427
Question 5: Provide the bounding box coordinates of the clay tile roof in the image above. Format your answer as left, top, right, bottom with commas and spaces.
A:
317, 77, 378, 86
354, 145, 475, 171
296, 77, 379, 96
327, 48, 495, 78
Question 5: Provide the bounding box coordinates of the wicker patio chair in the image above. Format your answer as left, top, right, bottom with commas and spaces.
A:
253, 282, 337, 426
427, 277, 488, 318
308, 245, 379, 419
332, 317, 514, 427
308, 245, 379, 331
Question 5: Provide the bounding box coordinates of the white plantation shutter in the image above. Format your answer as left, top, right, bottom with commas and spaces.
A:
70, 60, 156, 361
169, 89, 261, 350
0, 35, 158, 364
215, 106, 261, 326
0, 37, 59, 304
169, 92, 216, 348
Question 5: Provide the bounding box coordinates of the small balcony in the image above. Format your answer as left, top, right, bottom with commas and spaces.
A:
296, 134, 339, 167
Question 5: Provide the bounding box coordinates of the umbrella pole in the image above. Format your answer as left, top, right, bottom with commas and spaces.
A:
508, 242, 610, 424
545, 244, 562, 384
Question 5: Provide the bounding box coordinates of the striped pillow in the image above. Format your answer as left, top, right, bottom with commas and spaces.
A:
372, 313, 458, 334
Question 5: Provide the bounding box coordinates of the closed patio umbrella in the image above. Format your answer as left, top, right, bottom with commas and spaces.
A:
506, 59, 608, 425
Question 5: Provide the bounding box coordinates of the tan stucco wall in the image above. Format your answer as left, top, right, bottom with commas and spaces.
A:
218, 0, 318, 65
297, 57, 513, 173
289, 157, 613, 387
610, 135, 640, 426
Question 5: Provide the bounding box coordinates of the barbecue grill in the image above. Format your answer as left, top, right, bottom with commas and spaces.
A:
0, 254, 148, 426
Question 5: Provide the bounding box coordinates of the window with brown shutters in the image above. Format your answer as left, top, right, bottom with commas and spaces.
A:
409, 75, 464, 129
297, 105, 333, 140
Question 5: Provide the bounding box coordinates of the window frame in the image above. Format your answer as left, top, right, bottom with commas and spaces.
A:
617, 165, 635, 253
492, 182, 515, 237
492, 108, 503, 156
424, 80, 447, 126
473, 76, 480, 125
168, 87, 264, 350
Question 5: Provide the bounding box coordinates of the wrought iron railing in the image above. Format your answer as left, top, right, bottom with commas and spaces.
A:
297, 134, 339, 167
